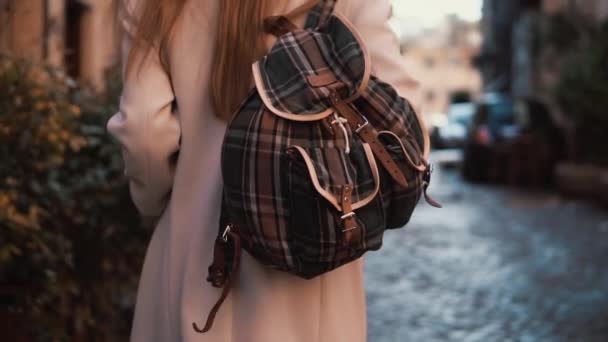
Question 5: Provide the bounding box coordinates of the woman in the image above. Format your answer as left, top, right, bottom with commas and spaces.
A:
107, 0, 420, 341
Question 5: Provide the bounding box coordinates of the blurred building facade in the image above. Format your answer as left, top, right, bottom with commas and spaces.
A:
0, 0, 119, 90
399, 15, 482, 114
477, 0, 521, 93
543, 0, 608, 19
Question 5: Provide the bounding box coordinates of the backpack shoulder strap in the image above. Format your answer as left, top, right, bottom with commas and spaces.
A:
304, 0, 338, 30
264, 0, 336, 37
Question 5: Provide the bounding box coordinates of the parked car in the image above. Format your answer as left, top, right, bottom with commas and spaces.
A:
462, 94, 563, 185
426, 112, 448, 149
434, 102, 476, 149
462, 93, 518, 182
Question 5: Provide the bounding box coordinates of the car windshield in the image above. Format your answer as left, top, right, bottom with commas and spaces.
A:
448, 103, 475, 126
488, 101, 515, 126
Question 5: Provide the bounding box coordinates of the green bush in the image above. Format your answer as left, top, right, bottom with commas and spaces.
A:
545, 15, 608, 166
0, 57, 147, 341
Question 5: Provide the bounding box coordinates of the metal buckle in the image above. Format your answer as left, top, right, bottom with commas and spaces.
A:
355, 115, 370, 134
341, 212, 355, 220
422, 162, 434, 186
340, 212, 358, 233
221, 225, 231, 243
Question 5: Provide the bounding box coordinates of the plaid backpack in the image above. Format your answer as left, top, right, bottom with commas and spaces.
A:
194, 0, 440, 333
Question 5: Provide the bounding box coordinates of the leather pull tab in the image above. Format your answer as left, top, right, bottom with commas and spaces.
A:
422, 164, 442, 208
423, 184, 442, 208
307, 71, 339, 88
206, 236, 228, 288
340, 185, 359, 247
193, 227, 242, 333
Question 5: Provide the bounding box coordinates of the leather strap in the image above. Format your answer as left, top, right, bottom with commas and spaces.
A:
423, 184, 442, 208
193, 228, 242, 333
264, 0, 320, 37
330, 94, 409, 188
340, 184, 359, 247
422, 166, 443, 208
206, 234, 228, 288
264, 16, 299, 37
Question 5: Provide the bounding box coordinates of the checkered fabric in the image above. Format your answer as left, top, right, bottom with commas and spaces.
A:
220, 0, 427, 279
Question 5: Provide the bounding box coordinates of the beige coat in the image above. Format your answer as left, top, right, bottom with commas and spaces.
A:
107, 0, 420, 341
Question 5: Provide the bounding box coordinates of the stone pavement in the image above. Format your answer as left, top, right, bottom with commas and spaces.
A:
365, 155, 608, 342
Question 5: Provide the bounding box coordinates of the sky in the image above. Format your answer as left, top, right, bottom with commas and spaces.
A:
390, 0, 483, 36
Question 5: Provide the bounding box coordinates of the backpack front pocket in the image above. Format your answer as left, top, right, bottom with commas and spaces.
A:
282, 142, 385, 277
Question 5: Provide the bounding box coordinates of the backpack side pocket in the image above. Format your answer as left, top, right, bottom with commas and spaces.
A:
378, 131, 425, 229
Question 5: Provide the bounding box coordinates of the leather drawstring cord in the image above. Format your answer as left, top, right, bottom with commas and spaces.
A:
193, 226, 242, 333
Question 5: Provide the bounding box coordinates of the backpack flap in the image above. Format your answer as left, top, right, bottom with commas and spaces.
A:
285, 142, 380, 213
252, 12, 371, 121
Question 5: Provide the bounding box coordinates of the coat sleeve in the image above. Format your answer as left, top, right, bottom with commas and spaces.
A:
347, 0, 431, 158
106, 5, 181, 217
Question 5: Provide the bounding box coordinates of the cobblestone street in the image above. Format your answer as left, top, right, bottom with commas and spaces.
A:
365, 152, 608, 342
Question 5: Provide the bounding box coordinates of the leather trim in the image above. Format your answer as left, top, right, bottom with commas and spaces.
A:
290, 143, 380, 212
377, 130, 427, 172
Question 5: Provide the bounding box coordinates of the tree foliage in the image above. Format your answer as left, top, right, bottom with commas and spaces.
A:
544, 14, 608, 165
0, 57, 147, 341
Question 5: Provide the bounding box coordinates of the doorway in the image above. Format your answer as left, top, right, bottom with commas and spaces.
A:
65, 0, 87, 79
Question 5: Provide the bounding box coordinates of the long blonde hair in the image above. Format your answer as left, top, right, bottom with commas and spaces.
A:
118, 0, 271, 121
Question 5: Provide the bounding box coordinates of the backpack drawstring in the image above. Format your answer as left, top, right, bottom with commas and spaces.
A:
331, 113, 351, 154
